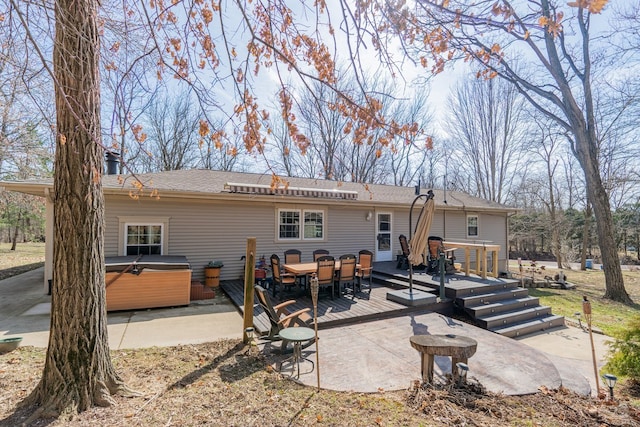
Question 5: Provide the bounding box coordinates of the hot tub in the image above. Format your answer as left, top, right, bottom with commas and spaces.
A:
105, 255, 192, 311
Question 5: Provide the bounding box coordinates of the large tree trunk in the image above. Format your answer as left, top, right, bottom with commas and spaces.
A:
574, 130, 632, 304
25, 0, 134, 419
580, 201, 592, 270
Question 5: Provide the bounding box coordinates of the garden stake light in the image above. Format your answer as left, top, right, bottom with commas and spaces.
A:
603, 374, 617, 401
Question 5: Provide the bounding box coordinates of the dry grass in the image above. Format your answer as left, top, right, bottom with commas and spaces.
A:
508, 261, 640, 337
0, 242, 45, 281
1, 252, 640, 425
2, 342, 639, 426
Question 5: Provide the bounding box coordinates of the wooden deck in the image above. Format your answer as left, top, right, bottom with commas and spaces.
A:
220, 261, 516, 336
221, 279, 451, 335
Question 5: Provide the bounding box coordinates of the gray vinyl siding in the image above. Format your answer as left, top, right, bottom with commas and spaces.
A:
106, 197, 390, 281
104, 195, 510, 281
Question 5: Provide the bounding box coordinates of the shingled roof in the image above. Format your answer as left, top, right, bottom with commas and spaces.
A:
1, 169, 516, 212
103, 169, 513, 212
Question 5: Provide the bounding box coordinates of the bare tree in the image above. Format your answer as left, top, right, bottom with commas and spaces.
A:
6, 0, 427, 419
360, 0, 634, 303
197, 120, 242, 172
137, 92, 199, 172
101, 2, 160, 174
529, 118, 565, 268
297, 81, 350, 180
446, 75, 528, 204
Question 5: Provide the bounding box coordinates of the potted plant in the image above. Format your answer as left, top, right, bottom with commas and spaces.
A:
204, 260, 224, 288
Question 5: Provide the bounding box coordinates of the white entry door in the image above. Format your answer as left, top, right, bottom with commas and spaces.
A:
375, 212, 393, 261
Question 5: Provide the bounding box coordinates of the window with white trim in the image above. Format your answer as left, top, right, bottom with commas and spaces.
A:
304, 210, 324, 239
125, 223, 163, 255
467, 215, 479, 238
278, 209, 325, 240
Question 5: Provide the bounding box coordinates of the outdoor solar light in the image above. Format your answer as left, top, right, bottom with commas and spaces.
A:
574, 312, 582, 329
244, 327, 255, 352
603, 373, 617, 400
456, 362, 469, 387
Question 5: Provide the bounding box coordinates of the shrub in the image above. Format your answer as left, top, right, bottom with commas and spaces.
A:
606, 315, 640, 380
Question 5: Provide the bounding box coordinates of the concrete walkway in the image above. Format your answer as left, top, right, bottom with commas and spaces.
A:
1, 268, 611, 396
0, 268, 243, 348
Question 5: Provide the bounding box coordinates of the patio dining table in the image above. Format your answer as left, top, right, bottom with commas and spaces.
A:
283, 261, 360, 276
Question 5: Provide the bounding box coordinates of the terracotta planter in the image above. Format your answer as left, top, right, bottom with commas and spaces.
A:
204, 266, 221, 287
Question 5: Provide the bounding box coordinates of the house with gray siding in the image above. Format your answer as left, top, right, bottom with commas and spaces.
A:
1, 169, 517, 292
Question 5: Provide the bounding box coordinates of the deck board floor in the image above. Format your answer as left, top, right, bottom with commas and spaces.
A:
221, 262, 515, 335
220, 280, 432, 335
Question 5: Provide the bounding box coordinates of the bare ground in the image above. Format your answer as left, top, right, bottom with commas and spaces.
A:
1, 250, 640, 425
1, 341, 639, 426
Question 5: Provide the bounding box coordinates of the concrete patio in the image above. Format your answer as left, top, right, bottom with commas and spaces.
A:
1, 268, 611, 396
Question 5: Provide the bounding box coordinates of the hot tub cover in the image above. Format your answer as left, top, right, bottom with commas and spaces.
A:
105, 255, 191, 273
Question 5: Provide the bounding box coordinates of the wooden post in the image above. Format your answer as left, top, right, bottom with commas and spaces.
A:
243, 238, 257, 344
583, 296, 601, 395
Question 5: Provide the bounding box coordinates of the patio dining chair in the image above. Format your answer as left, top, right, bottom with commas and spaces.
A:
427, 236, 456, 274
316, 255, 336, 299
356, 249, 373, 293
284, 249, 302, 264
336, 254, 357, 296
397, 234, 410, 270
254, 285, 314, 354
284, 248, 306, 288
313, 249, 330, 261
270, 254, 297, 298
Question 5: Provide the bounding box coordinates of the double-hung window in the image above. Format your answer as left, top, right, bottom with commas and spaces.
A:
118, 216, 169, 256
125, 224, 163, 255
278, 209, 325, 241
467, 215, 479, 238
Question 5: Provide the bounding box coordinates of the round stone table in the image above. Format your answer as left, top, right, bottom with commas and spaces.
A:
410, 334, 478, 383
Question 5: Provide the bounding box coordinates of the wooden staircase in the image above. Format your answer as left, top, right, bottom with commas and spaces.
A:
372, 268, 564, 338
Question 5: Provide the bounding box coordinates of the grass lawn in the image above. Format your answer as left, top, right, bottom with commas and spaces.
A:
508, 261, 640, 337
0, 242, 45, 281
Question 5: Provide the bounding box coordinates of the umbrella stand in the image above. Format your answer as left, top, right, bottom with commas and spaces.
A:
408, 190, 434, 296
387, 190, 438, 307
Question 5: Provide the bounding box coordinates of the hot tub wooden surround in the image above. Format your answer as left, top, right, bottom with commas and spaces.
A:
105, 255, 192, 311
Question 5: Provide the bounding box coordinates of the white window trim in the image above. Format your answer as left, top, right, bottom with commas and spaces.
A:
276, 208, 327, 242
117, 216, 170, 256
467, 214, 479, 238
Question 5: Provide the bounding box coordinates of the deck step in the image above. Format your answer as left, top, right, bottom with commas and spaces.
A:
372, 274, 437, 294
466, 296, 540, 318
491, 315, 566, 338
457, 288, 530, 308
448, 280, 520, 298
477, 306, 552, 329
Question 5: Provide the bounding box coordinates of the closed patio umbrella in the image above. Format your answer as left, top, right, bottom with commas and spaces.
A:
408, 192, 435, 266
